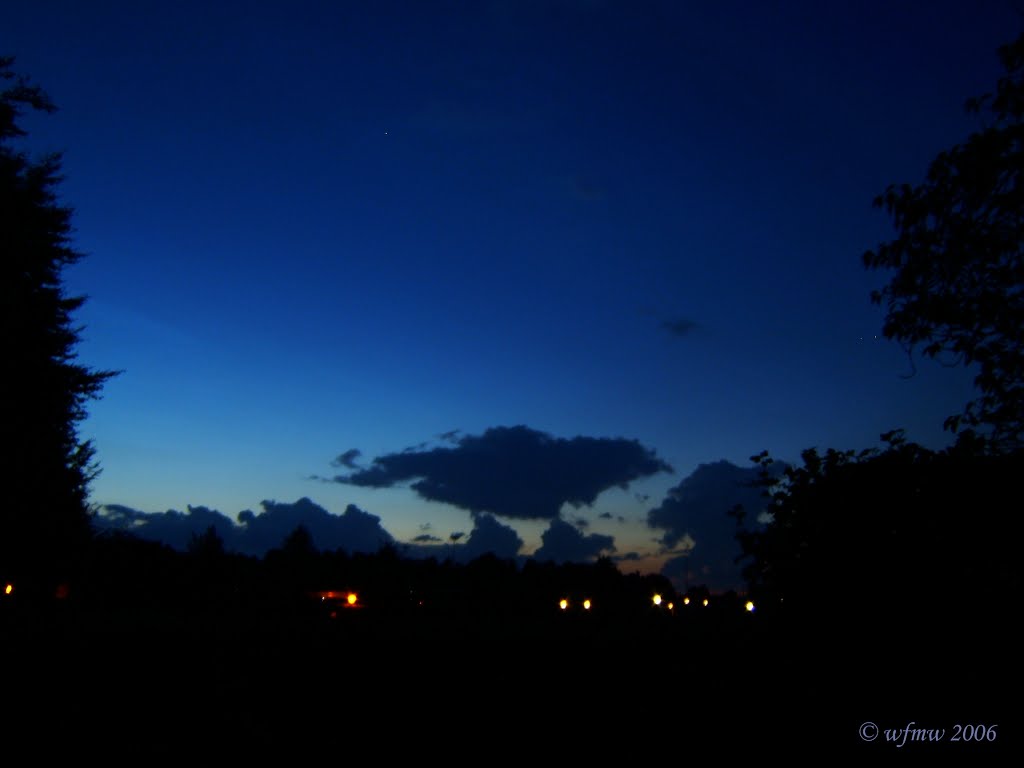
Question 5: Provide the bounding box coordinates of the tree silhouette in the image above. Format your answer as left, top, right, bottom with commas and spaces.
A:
1, 57, 117, 596
864, 33, 1024, 451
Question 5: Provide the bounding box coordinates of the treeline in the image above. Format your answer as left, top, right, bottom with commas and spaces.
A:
3, 527, 691, 623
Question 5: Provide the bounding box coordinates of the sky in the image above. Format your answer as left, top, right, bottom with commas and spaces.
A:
3, 0, 1021, 589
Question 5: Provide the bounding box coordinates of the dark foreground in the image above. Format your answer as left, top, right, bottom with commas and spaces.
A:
4, 598, 1018, 760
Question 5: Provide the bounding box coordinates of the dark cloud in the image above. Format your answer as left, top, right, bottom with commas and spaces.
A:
239, 498, 393, 555
660, 318, 698, 338
532, 518, 615, 564
400, 515, 522, 563
331, 449, 362, 469
461, 514, 523, 561
661, 554, 714, 588
615, 552, 642, 562
96, 504, 237, 552
572, 517, 589, 529
660, 555, 690, 580
437, 429, 461, 443
333, 425, 672, 520
598, 512, 613, 519
95, 498, 394, 556
647, 460, 785, 591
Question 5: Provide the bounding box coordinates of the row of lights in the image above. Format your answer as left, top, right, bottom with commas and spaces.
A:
4, 581, 759, 614
559, 598, 592, 610
558, 594, 756, 612
654, 593, 756, 612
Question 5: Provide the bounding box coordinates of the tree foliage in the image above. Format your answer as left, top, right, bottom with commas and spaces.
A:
1, 57, 117, 589
864, 33, 1024, 451
737, 433, 1022, 634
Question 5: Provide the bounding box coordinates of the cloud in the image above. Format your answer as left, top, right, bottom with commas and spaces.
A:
331, 449, 362, 469
95, 504, 237, 552
238, 498, 393, 555
598, 512, 613, 520
532, 518, 615, 563
660, 318, 699, 338
399, 515, 522, 563
333, 425, 672, 520
95, 498, 394, 556
461, 514, 524, 561
661, 552, 719, 592
647, 460, 784, 591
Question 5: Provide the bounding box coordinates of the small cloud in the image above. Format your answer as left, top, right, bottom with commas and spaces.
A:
413, 534, 442, 543
533, 518, 615, 564
660, 318, 699, 338
331, 449, 362, 470
598, 512, 613, 519
572, 517, 589, 529
462, 514, 523, 561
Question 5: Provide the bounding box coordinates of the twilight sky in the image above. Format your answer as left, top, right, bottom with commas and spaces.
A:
4, 1, 1019, 588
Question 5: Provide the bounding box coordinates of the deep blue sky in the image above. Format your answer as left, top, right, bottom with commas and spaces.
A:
4, 1, 1020, 585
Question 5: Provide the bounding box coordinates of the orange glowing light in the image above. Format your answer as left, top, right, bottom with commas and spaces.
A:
559, 598, 569, 610
3, 584, 11, 595
652, 594, 662, 606
745, 600, 755, 612
667, 602, 674, 610
583, 599, 591, 610
702, 598, 709, 607
682, 597, 690, 605
347, 592, 358, 606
